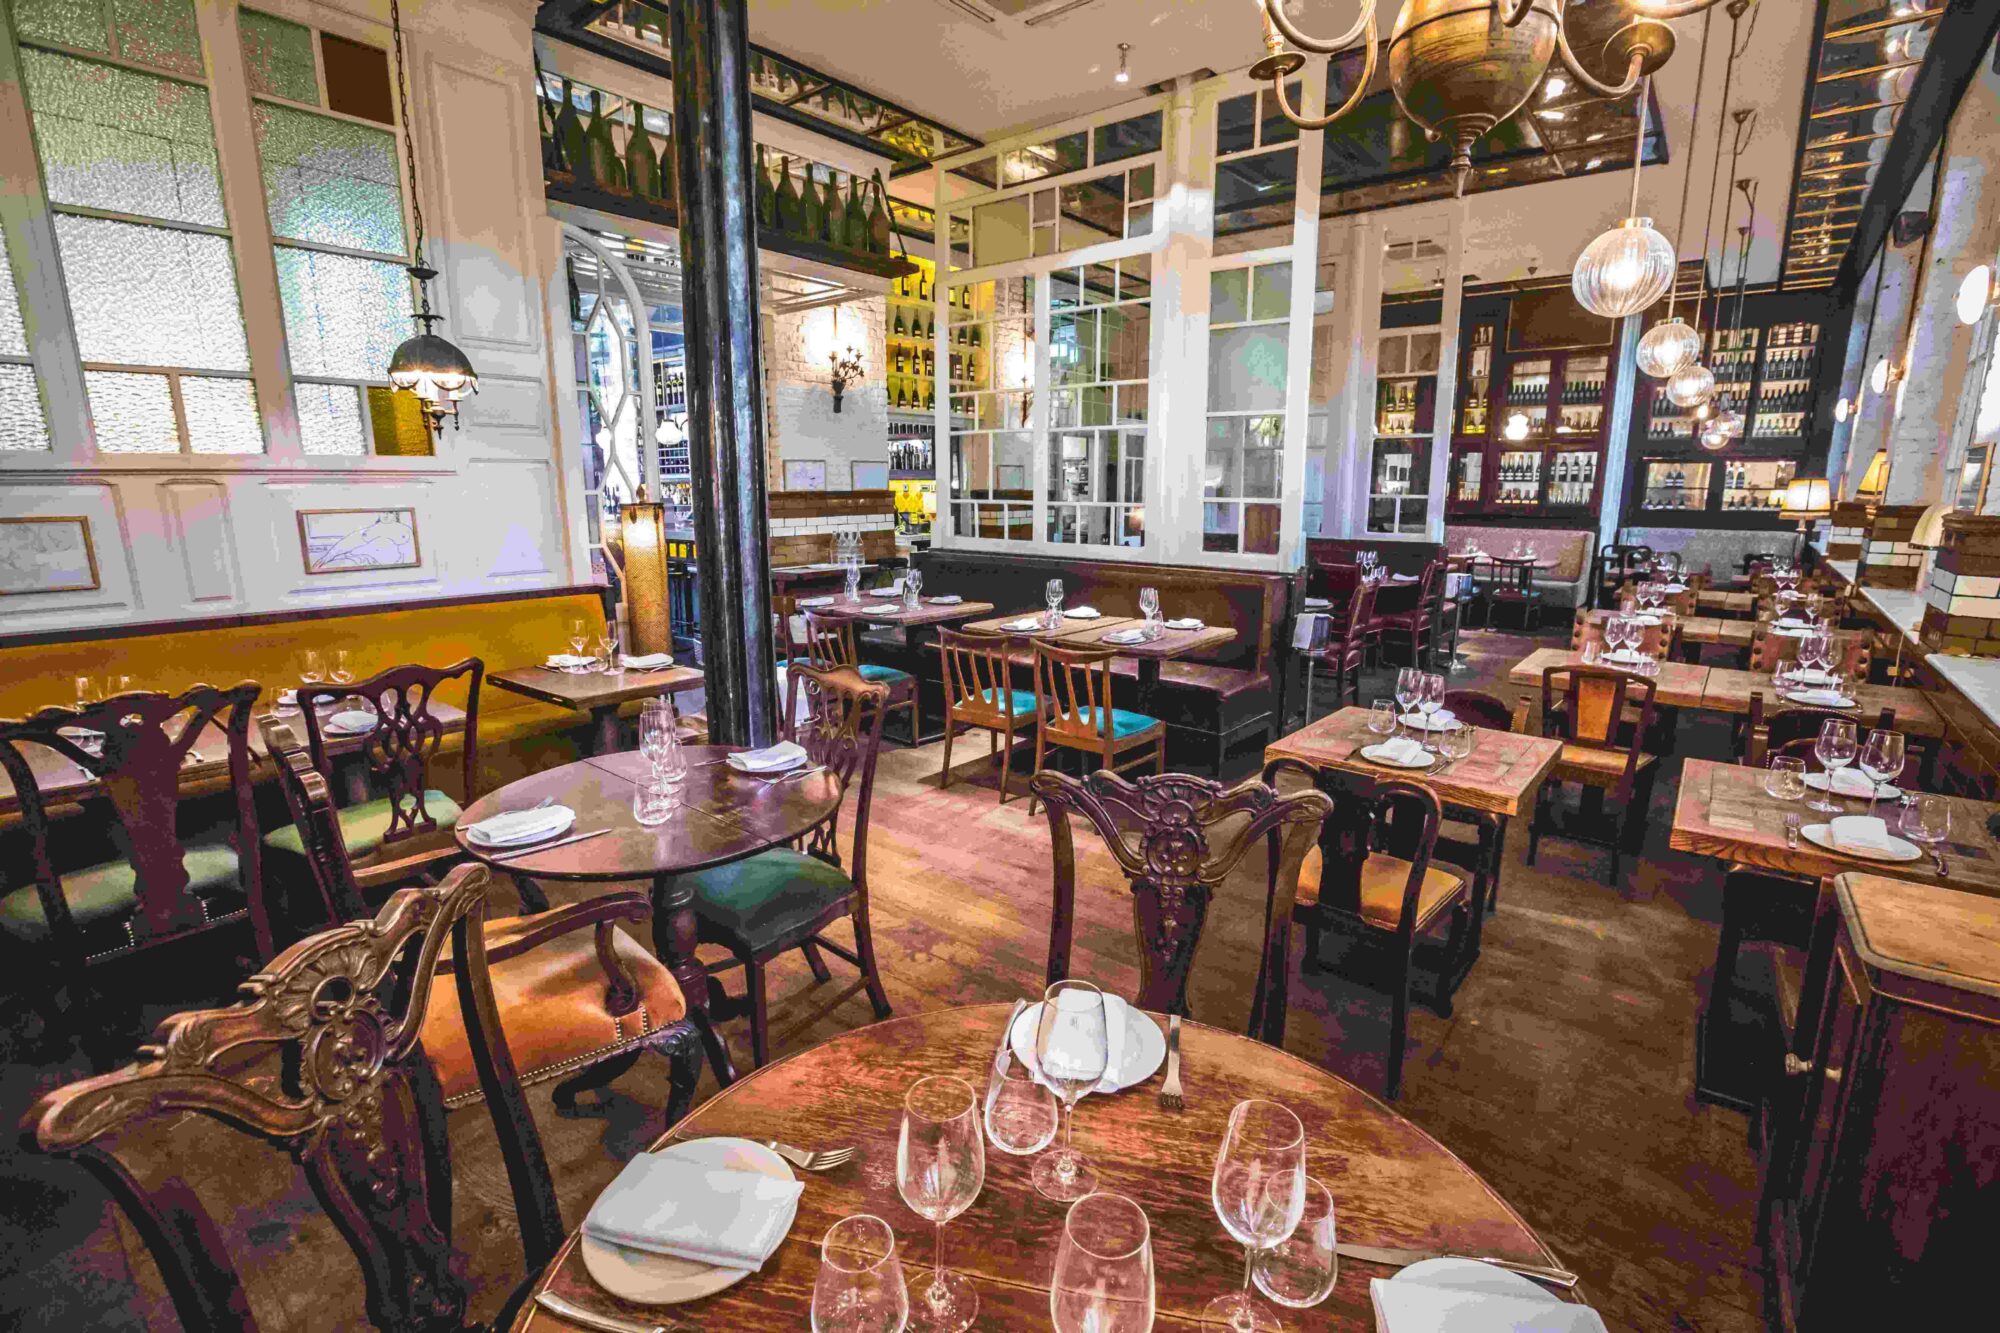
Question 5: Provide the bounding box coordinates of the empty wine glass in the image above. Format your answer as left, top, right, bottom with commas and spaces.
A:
1765, 756, 1807, 802
598, 626, 621, 673
1051, 1193, 1155, 1333
1902, 795, 1952, 873
327, 649, 355, 686
1046, 578, 1066, 629
1811, 719, 1858, 815
1859, 729, 1906, 810
1418, 672, 1447, 735
73, 676, 97, 710
1139, 586, 1161, 639
301, 650, 325, 686
983, 1051, 1058, 1157
1032, 979, 1109, 1202
1394, 667, 1422, 730
1252, 1177, 1337, 1310
1204, 1099, 1306, 1332
897, 1075, 984, 1332
904, 568, 924, 612
568, 618, 589, 661
640, 698, 675, 774
813, 1215, 909, 1333
845, 562, 863, 603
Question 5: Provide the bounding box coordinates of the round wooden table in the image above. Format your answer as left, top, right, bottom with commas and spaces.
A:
457, 746, 842, 1084
514, 1004, 1576, 1332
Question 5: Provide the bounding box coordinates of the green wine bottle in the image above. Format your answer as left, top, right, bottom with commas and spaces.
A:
625, 103, 661, 200
893, 305, 906, 338
867, 171, 891, 254
843, 176, 868, 252
775, 158, 801, 235
799, 168, 825, 243
582, 90, 624, 191
656, 106, 677, 206
554, 78, 587, 180
755, 149, 776, 227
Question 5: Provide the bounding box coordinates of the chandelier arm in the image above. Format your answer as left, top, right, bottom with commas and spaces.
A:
1553, 18, 1647, 99
1256, 0, 1376, 57
1269, 11, 1378, 130
1500, 0, 1537, 28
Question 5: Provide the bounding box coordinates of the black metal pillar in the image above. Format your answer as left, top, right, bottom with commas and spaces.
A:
670, 0, 775, 748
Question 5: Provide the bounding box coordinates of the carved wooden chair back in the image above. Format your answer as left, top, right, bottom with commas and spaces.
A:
0, 683, 263, 968
937, 627, 1018, 731
783, 663, 888, 886
1033, 640, 1127, 752
1542, 665, 1657, 799
1748, 624, 1869, 676
1571, 611, 1677, 661
20, 866, 562, 1333
257, 715, 377, 948
799, 610, 860, 673
1029, 769, 1330, 1045
297, 659, 481, 846
1745, 694, 1897, 769
1263, 759, 1443, 947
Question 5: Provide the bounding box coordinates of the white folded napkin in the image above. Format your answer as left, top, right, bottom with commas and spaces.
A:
798, 595, 835, 608
1660, 583, 1687, 593
546, 653, 595, 669
1293, 613, 1328, 650
1627, 614, 1662, 626
1304, 597, 1331, 611
465, 805, 573, 846
1827, 814, 1895, 855
1603, 649, 1648, 665
728, 740, 808, 772
620, 652, 674, 670
1366, 736, 1429, 766
1774, 617, 1809, 629
1400, 710, 1457, 730
1771, 625, 1811, 638
859, 603, 901, 615
1371, 1277, 1608, 1332
1784, 688, 1851, 708
583, 1152, 803, 1271
1392, 572, 1419, 582
324, 710, 376, 735
1003, 617, 1044, 631
927, 593, 963, 604
1064, 606, 1102, 619
1808, 769, 1879, 798
1787, 667, 1838, 686
1164, 617, 1204, 630
1104, 628, 1149, 645
885, 578, 905, 595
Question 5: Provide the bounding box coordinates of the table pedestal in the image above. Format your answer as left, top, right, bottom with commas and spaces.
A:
650, 871, 738, 1087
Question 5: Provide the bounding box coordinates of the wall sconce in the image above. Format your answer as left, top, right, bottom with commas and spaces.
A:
1833, 397, 1850, 423
1957, 263, 1997, 326
829, 345, 864, 413
1504, 412, 1529, 442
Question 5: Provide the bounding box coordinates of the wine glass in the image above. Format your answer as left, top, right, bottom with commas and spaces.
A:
301, 650, 325, 687
1051, 1193, 1155, 1333
329, 649, 354, 686
1811, 719, 1858, 815
897, 1075, 984, 1332
567, 618, 589, 663
1046, 578, 1066, 629
1252, 1177, 1337, 1310
904, 568, 925, 612
1366, 699, 1397, 736
983, 1052, 1059, 1157
813, 1215, 910, 1333
1858, 729, 1906, 810
845, 562, 863, 603
640, 698, 675, 773
1417, 673, 1446, 749
1204, 1099, 1306, 1332
1139, 586, 1161, 639
1393, 667, 1422, 732
1902, 795, 1952, 874
1439, 720, 1476, 769
1032, 979, 1109, 1202
598, 626, 621, 673
73, 676, 97, 710
1764, 756, 1807, 802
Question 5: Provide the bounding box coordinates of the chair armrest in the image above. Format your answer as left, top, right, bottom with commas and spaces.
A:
449, 891, 652, 969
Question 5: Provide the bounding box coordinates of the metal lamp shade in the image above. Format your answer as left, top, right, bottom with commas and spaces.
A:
1779, 478, 1831, 521
1856, 450, 1889, 499
389, 330, 479, 404
619, 500, 671, 656
1636, 316, 1701, 378
1389, 0, 1559, 196
1666, 362, 1717, 409
1572, 217, 1676, 319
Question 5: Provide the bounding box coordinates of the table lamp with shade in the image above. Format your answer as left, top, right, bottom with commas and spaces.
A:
1779, 478, 1831, 562
619, 497, 672, 656
1855, 451, 1889, 502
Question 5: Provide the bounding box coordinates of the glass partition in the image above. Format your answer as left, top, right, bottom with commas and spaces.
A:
1047, 259, 1150, 546
948, 276, 1036, 542
1204, 260, 1290, 554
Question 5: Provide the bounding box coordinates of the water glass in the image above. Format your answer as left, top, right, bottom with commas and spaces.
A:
1051, 1193, 1155, 1333
904, 569, 924, 613
1204, 1099, 1306, 1332
1811, 719, 1858, 815
1046, 578, 1066, 629
897, 1075, 984, 1332
1032, 980, 1109, 1202
1859, 729, 1906, 807
983, 1052, 1059, 1156
1579, 638, 1603, 666
631, 772, 675, 826
1440, 721, 1476, 767
1252, 1177, 1337, 1309
1901, 795, 1952, 867
1139, 586, 1161, 639
1765, 756, 1806, 801
813, 1215, 909, 1333
1366, 699, 1398, 736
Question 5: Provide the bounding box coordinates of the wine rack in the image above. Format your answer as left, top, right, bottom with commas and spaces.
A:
1546, 450, 1599, 507
1641, 460, 1713, 512
1444, 296, 1611, 515
1718, 457, 1795, 511
1452, 448, 1482, 504
1503, 358, 1553, 438
1555, 354, 1608, 436
1377, 378, 1425, 436
1708, 326, 1758, 420
1496, 450, 1542, 506
1751, 320, 1820, 439
1459, 323, 1495, 436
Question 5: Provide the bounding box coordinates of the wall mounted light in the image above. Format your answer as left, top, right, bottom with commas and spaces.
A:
1114, 42, 1131, 83
1833, 397, 1850, 423
1870, 356, 1892, 395
829, 346, 864, 413
1855, 450, 1889, 499
1957, 263, 1996, 326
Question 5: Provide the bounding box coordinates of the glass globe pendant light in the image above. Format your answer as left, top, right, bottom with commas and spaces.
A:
1574, 74, 1676, 319
1667, 362, 1716, 409
1637, 316, 1701, 378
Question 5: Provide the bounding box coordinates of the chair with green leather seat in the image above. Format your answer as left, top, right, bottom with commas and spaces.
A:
269, 658, 479, 900
676, 663, 894, 1068
1027, 640, 1167, 818
936, 627, 1037, 803
802, 609, 918, 742
0, 682, 263, 1066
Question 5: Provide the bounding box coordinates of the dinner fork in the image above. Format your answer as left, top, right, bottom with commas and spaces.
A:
763, 1140, 855, 1171
758, 764, 827, 784
1158, 1013, 1184, 1112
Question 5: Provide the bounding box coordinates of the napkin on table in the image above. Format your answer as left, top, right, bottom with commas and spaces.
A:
1813, 769, 1878, 798
1367, 736, 1429, 766
730, 740, 808, 772
1785, 688, 1850, 707
1104, 628, 1149, 645
546, 653, 595, 669
1164, 617, 1204, 630
798, 595, 835, 608
1392, 572, 1419, 582
1064, 606, 1102, 619
465, 805, 571, 844
1827, 815, 1896, 855
1371, 1277, 1608, 1332
583, 1152, 803, 1271
620, 652, 674, 670
928, 594, 963, 605
1004, 617, 1043, 632
859, 603, 902, 615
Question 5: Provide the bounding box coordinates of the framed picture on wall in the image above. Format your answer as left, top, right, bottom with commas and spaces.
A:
297, 507, 422, 575
851, 461, 889, 490
784, 459, 829, 491
0, 515, 100, 595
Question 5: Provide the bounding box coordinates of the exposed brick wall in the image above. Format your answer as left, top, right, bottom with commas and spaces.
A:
1861, 502, 1929, 589
1921, 513, 2000, 655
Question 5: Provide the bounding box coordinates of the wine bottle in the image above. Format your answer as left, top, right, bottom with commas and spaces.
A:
775, 158, 801, 235
582, 90, 625, 192
624, 104, 661, 199
554, 78, 587, 179
843, 176, 868, 252
867, 176, 890, 255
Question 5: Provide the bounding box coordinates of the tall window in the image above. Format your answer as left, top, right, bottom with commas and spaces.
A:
947, 275, 1035, 542
239, 8, 425, 455
1204, 260, 1290, 554
1047, 258, 1149, 546
13, 0, 260, 453
0, 220, 47, 450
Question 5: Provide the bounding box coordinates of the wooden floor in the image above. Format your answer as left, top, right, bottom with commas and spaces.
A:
0, 621, 1772, 1331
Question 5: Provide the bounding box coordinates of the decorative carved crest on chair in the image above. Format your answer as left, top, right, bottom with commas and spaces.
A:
785, 663, 887, 869
300, 659, 481, 847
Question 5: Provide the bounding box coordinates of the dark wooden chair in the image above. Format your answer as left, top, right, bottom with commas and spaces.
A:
1484, 556, 1543, 631
1570, 609, 1681, 662
1030, 769, 1329, 1045
1027, 640, 1167, 818
1296, 574, 1377, 721
1595, 542, 1653, 609
1372, 559, 1444, 667
21, 868, 575, 1332
801, 609, 917, 741
257, 715, 702, 1117
1748, 624, 1870, 676
1530, 665, 1661, 885
1438, 688, 1522, 912
678, 664, 894, 1068
272, 659, 482, 895
1263, 759, 1473, 1099
0, 683, 263, 1064
937, 627, 1036, 803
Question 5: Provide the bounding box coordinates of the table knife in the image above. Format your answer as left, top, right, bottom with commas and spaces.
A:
488, 828, 612, 861
994, 998, 1027, 1072
533, 1290, 696, 1332
1334, 1242, 1579, 1289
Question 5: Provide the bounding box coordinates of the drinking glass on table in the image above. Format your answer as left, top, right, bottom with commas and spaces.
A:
597, 626, 621, 673
1764, 756, 1807, 802
329, 649, 354, 686
567, 617, 590, 662
1046, 579, 1066, 629
1858, 729, 1906, 809
1204, 1099, 1307, 1333
845, 561, 863, 603
813, 1214, 909, 1333
1417, 672, 1446, 745
73, 676, 97, 709
1051, 1193, 1155, 1333
639, 698, 676, 776
897, 1075, 984, 1332
904, 568, 924, 612
1439, 720, 1476, 769
1366, 699, 1398, 737
1253, 1176, 1337, 1309
301, 651, 325, 688
1902, 795, 1952, 874
1394, 667, 1422, 730
983, 1051, 1058, 1156
1032, 979, 1109, 1202
1138, 585, 1161, 639
1810, 719, 1858, 815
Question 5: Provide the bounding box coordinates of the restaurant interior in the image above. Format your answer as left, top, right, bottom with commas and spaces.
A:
3, 0, 1999, 1328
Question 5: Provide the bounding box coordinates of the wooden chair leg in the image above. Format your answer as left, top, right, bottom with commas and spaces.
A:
997, 723, 1015, 805
1158, 734, 1170, 779
748, 958, 771, 1068
938, 720, 957, 791
851, 910, 893, 1021
1027, 729, 1048, 818
1386, 963, 1412, 1101
801, 939, 834, 983
551, 1047, 643, 1113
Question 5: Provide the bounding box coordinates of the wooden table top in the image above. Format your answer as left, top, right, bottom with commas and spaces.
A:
488, 663, 705, 711
1698, 669, 1944, 738
1669, 759, 2000, 895
1696, 590, 1756, 615
1265, 707, 1560, 818
454, 746, 839, 881
960, 611, 1141, 640
804, 596, 997, 628
1507, 648, 1712, 708
1054, 618, 1240, 659
513, 1004, 1575, 1333
1679, 616, 1754, 647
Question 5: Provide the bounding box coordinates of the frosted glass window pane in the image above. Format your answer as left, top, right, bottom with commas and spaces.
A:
181, 375, 263, 453
109, 0, 203, 77
1211, 270, 1250, 324
240, 9, 320, 105
254, 104, 405, 253
1208, 325, 1288, 411
1252, 263, 1292, 321
22, 50, 225, 227
55, 214, 250, 371
296, 380, 366, 455
87, 369, 180, 451
0, 366, 51, 451
9, 0, 108, 52
273, 246, 411, 380
0, 232, 27, 357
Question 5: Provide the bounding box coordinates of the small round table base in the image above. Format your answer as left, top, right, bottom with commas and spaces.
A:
907, 1269, 979, 1333
1203, 1289, 1285, 1331
1032, 1148, 1097, 1202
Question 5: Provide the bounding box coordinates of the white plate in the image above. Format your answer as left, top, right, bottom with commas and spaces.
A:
1389, 1257, 1560, 1305
927, 595, 963, 605
581, 1138, 794, 1305
1063, 607, 1102, 619
1800, 823, 1923, 862
797, 596, 835, 607
1804, 772, 1899, 799
324, 710, 377, 735
1786, 668, 1840, 687
728, 745, 807, 774
858, 603, 902, 615
1003, 618, 1044, 632
465, 806, 576, 848
1359, 743, 1434, 769
1164, 618, 1205, 631
1779, 691, 1856, 709
1398, 711, 1457, 731
1008, 995, 1167, 1094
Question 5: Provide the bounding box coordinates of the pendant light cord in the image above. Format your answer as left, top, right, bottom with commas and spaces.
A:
1692, 1, 1755, 340
1626, 74, 1651, 221
1664, 9, 1716, 320
389, 0, 432, 314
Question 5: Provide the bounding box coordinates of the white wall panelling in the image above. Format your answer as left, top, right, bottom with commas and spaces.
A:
159, 478, 240, 605
0, 479, 136, 626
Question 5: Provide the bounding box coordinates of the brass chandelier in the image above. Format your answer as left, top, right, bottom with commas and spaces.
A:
1250, 0, 1734, 197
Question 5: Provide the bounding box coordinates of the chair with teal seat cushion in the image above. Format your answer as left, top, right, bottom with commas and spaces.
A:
1072, 705, 1157, 739
857, 662, 913, 688
802, 610, 919, 745
685, 663, 895, 1067
1029, 640, 1167, 817
0, 683, 264, 1068
263, 790, 462, 862
936, 629, 1041, 804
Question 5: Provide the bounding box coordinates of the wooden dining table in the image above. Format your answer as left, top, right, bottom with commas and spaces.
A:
512, 1004, 1583, 1332
962, 611, 1240, 716
488, 662, 705, 756
1677, 614, 1755, 648
1698, 667, 1944, 739
454, 745, 843, 1084
1507, 647, 1712, 708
